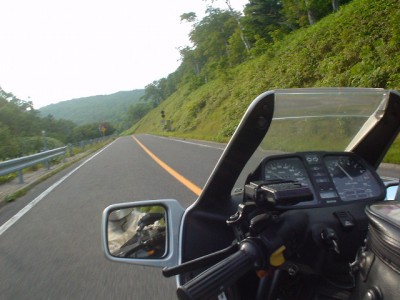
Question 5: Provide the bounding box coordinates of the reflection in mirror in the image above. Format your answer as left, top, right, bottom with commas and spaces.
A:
107, 205, 167, 259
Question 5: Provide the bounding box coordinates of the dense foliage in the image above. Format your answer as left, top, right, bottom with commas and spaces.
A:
134, 0, 400, 144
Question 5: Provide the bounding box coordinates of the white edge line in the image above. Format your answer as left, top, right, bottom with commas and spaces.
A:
0, 139, 118, 237
148, 134, 225, 150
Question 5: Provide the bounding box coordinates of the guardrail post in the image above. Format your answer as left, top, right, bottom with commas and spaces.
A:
68, 143, 73, 157
18, 170, 24, 184
46, 159, 50, 170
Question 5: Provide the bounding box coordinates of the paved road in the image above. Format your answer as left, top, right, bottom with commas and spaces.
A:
0, 135, 224, 299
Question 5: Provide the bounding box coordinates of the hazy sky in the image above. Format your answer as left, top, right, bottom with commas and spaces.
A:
1, 0, 248, 108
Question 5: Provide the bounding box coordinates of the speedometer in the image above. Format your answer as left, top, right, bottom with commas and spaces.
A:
264, 157, 311, 188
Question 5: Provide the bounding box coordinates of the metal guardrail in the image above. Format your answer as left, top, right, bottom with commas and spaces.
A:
0, 147, 67, 184
0, 135, 116, 185
67, 135, 117, 153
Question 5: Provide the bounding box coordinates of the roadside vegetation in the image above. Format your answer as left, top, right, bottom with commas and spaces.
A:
130, 0, 399, 162
0, 87, 116, 161
134, 0, 399, 137
0, 88, 118, 187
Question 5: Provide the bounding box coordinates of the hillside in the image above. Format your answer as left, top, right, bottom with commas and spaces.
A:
133, 0, 400, 143
39, 90, 144, 125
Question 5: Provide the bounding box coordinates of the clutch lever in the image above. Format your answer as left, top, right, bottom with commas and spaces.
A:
162, 243, 238, 277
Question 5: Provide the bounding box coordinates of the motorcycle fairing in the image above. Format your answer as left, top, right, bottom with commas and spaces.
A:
178, 88, 400, 283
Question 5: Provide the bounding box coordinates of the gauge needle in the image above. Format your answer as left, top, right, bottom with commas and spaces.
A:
337, 164, 353, 180
268, 170, 285, 179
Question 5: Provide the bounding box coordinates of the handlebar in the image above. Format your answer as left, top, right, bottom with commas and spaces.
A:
175, 211, 308, 300
176, 239, 265, 300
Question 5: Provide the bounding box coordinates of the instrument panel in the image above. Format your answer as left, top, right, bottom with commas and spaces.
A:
261, 152, 385, 207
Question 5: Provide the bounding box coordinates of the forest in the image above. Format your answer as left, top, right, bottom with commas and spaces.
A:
0, 88, 149, 160
0, 87, 120, 160
39, 90, 145, 126
140, 0, 355, 104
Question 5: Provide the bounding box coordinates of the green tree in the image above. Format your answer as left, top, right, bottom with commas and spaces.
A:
227, 28, 248, 64
141, 80, 166, 105
242, 0, 285, 44
71, 122, 115, 142
180, 12, 197, 23
190, 8, 238, 60
71, 123, 100, 141
280, 0, 351, 27
40, 114, 76, 143
0, 86, 78, 158
125, 102, 153, 125
188, 7, 244, 80
178, 46, 205, 77
0, 123, 19, 160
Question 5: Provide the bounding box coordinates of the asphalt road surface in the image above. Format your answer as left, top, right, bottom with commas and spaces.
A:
0, 135, 224, 300
0, 134, 397, 300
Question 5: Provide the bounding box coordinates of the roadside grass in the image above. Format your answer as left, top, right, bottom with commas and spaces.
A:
0, 173, 17, 184
383, 137, 400, 164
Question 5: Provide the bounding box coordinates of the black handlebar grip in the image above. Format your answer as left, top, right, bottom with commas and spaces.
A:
176, 240, 263, 300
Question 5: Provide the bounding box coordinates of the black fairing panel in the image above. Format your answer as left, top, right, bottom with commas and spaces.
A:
352, 90, 400, 168
180, 92, 275, 265
180, 199, 239, 265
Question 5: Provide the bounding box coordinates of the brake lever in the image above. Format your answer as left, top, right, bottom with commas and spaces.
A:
162, 243, 238, 277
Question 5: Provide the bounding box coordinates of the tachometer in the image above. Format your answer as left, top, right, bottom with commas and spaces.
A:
324, 155, 382, 201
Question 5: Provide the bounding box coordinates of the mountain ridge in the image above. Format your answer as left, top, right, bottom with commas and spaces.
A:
39, 89, 145, 125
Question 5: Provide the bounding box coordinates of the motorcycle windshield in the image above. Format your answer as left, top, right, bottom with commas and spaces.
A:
233, 88, 390, 192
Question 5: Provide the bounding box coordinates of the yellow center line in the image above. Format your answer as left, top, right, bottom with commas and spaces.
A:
132, 135, 202, 196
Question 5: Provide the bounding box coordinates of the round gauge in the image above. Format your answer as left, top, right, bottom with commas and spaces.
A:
324, 155, 381, 201
264, 157, 311, 187
326, 156, 366, 178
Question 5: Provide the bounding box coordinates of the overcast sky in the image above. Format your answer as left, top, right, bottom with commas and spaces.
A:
1, 0, 248, 108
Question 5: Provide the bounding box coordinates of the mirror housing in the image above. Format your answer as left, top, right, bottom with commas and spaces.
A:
102, 199, 185, 268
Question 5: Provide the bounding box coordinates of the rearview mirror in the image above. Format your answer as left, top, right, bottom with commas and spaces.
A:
102, 199, 185, 268
108, 206, 167, 259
